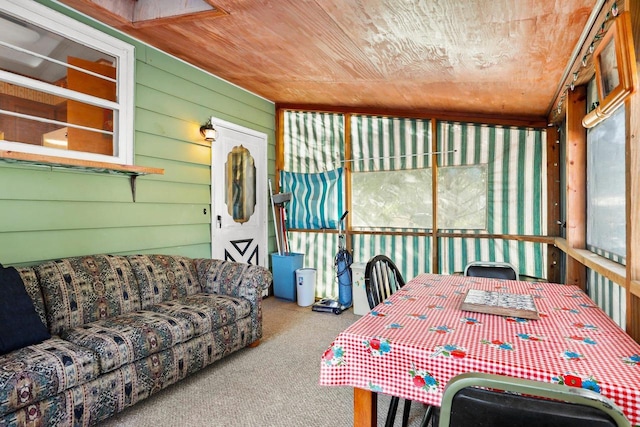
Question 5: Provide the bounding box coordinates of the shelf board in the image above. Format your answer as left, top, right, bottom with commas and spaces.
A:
0, 150, 165, 201
0, 149, 164, 176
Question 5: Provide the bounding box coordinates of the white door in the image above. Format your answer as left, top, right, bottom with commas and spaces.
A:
211, 117, 267, 267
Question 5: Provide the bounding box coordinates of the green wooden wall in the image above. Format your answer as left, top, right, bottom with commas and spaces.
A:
0, 1, 276, 266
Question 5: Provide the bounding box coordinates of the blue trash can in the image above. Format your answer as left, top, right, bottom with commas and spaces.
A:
271, 252, 304, 301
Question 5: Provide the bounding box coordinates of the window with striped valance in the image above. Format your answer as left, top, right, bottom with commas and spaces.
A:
280, 110, 548, 299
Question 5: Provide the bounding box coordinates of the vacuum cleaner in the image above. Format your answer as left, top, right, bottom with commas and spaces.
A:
312, 211, 352, 314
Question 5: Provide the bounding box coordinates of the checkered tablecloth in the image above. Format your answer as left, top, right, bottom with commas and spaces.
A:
319, 274, 640, 425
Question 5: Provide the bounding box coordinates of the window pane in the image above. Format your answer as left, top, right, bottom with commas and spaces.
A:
437, 165, 487, 229
0, 1, 133, 164
587, 105, 626, 258
0, 81, 115, 155
0, 11, 117, 99
351, 168, 432, 229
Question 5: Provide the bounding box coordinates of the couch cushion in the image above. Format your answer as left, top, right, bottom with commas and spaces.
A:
127, 255, 201, 309
61, 311, 194, 373
35, 255, 142, 335
0, 265, 51, 355
0, 337, 99, 418
1, 366, 137, 427
147, 293, 252, 337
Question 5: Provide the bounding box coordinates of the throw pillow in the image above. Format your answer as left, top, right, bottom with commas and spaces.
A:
0, 263, 51, 355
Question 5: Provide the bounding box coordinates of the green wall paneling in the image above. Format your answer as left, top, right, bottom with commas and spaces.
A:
0, 201, 209, 233
136, 64, 274, 130
1, 224, 209, 265
137, 47, 273, 116
0, 166, 135, 203
135, 133, 210, 166
132, 181, 210, 204
137, 157, 210, 185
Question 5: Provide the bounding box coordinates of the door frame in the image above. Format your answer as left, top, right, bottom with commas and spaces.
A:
210, 116, 268, 267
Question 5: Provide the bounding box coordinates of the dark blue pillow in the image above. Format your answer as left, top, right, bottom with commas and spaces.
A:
0, 264, 51, 355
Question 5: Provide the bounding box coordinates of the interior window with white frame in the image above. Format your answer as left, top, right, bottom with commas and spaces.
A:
0, 0, 134, 165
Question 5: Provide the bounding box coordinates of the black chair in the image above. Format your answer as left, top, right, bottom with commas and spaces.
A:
364, 254, 406, 309
364, 255, 432, 427
463, 261, 518, 280
437, 372, 630, 427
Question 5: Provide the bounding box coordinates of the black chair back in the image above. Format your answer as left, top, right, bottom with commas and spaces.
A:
364, 254, 431, 427
464, 261, 518, 280
364, 255, 406, 310
437, 373, 630, 427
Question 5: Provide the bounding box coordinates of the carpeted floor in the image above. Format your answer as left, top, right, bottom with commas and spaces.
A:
100, 297, 431, 426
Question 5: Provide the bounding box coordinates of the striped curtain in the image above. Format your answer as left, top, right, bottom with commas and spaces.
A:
587, 245, 626, 265
279, 168, 345, 229
438, 122, 545, 235
287, 231, 340, 298
437, 122, 546, 279
283, 111, 344, 172
438, 237, 546, 279
349, 115, 433, 283
351, 116, 432, 171
352, 234, 432, 281
283, 111, 346, 297
588, 269, 626, 329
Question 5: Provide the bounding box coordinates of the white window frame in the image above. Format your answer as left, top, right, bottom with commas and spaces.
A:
0, 0, 135, 165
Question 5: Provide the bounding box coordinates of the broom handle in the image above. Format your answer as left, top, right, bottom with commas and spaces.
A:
268, 179, 282, 256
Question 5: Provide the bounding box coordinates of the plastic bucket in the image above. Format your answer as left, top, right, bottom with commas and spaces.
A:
271, 252, 304, 301
295, 268, 316, 307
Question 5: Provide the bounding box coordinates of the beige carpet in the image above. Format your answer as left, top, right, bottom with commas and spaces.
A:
101, 297, 431, 426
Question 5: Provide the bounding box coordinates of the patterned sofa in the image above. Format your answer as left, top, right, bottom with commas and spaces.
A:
0, 254, 272, 426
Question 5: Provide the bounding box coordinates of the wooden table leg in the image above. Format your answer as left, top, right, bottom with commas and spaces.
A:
354, 387, 377, 427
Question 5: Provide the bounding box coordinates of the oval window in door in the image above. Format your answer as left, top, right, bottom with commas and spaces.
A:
225, 145, 256, 223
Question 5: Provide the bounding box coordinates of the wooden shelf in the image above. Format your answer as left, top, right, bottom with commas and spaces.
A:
0, 149, 164, 201
554, 237, 627, 287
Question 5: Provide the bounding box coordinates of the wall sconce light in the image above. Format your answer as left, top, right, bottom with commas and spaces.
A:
200, 118, 217, 142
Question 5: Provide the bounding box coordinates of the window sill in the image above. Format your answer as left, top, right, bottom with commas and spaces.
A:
0, 149, 164, 201
554, 237, 626, 287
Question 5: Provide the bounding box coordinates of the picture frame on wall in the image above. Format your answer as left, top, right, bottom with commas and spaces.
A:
593, 12, 637, 115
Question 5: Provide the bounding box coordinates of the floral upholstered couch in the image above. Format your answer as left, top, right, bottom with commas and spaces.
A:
0, 254, 272, 426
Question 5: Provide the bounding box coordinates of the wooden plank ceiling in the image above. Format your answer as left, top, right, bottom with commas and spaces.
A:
57, 0, 600, 122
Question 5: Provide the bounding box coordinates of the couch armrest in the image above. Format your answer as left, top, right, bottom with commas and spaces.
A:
193, 259, 272, 298
194, 259, 272, 344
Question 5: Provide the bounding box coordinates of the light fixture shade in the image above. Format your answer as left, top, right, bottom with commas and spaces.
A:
200, 120, 217, 142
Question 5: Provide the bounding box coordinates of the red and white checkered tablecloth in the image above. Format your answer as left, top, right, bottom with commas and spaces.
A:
319, 274, 640, 425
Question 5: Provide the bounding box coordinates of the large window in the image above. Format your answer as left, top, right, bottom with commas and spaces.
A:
0, 0, 134, 165
586, 105, 626, 260
351, 168, 432, 229
351, 165, 487, 229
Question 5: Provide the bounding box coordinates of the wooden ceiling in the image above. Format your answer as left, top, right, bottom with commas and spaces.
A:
57, 0, 601, 123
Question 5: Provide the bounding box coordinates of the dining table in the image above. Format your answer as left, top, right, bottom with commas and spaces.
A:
319, 273, 640, 426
